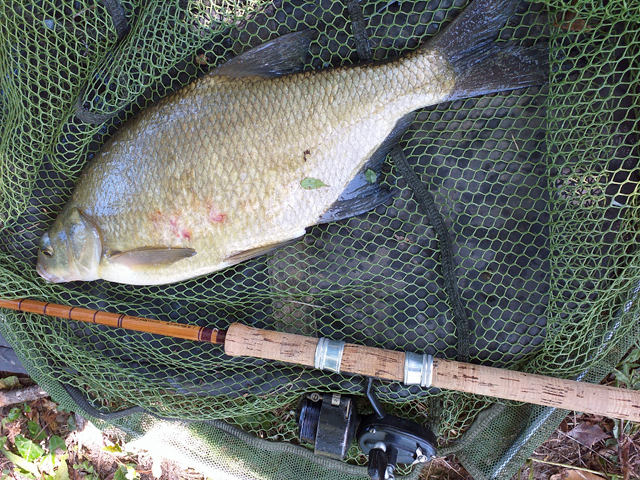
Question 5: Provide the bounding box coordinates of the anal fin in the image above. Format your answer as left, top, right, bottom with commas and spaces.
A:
318, 177, 393, 224
225, 238, 302, 265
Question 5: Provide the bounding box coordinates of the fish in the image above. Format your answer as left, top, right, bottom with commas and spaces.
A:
36, 0, 547, 286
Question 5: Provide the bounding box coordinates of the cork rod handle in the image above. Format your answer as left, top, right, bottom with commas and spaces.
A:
224, 323, 640, 422
430, 358, 640, 423
224, 323, 405, 380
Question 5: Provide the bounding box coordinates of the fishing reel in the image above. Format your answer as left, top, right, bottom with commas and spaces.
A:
297, 379, 437, 480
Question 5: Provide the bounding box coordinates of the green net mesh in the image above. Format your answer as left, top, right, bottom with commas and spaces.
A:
1, 0, 639, 479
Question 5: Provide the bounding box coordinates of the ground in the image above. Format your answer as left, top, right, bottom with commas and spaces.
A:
0, 373, 638, 480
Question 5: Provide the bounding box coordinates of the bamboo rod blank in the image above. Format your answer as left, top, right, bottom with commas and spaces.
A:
0, 298, 224, 344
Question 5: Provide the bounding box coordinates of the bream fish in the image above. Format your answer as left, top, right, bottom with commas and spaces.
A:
37, 0, 547, 285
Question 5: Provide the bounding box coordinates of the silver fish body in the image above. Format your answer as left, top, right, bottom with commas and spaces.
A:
36, 0, 547, 285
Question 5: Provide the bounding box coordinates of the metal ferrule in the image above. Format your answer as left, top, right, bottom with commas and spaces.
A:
403, 352, 433, 387
314, 337, 346, 373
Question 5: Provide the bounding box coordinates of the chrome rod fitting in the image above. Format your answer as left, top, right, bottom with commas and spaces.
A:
403, 352, 433, 387
314, 337, 346, 373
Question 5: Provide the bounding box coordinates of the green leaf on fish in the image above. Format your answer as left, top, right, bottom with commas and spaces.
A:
301, 177, 328, 190
364, 169, 377, 184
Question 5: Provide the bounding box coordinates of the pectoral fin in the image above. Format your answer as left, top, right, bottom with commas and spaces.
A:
317, 113, 414, 224
108, 247, 196, 268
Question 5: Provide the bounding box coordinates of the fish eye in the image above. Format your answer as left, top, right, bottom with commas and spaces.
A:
39, 233, 54, 257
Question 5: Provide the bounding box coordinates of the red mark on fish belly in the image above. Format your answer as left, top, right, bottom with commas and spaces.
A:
210, 212, 226, 223
150, 210, 164, 229
178, 228, 192, 240
150, 210, 192, 240
169, 214, 192, 240
206, 200, 227, 224
150, 199, 225, 241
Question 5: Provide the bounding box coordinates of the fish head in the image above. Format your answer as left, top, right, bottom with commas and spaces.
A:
36, 207, 102, 283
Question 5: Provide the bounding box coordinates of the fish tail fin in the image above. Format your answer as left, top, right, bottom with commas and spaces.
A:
428, 0, 548, 100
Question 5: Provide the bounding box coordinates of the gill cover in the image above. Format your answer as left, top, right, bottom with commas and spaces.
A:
37, 207, 102, 283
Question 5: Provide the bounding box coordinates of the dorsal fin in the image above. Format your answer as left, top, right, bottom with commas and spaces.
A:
212, 30, 316, 78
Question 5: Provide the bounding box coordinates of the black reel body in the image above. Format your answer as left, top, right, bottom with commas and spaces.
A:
298, 392, 358, 460
297, 385, 437, 480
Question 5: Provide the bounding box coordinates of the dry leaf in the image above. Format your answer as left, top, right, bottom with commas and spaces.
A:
560, 17, 590, 32
565, 469, 606, 480
554, 11, 591, 32
558, 418, 570, 433
550, 472, 567, 480
551, 469, 607, 480
567, 423, 609, 448
195, 53, 208, 66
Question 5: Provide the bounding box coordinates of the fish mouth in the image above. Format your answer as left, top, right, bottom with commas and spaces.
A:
36, 263, 65, 284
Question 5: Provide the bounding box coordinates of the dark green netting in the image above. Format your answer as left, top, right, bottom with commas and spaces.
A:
0, 0, 639, 479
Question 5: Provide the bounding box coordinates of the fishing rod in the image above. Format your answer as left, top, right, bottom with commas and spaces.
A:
1, 298, 639, 422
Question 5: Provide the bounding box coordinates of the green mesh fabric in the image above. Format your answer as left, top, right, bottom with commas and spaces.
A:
0, 1, 639, 479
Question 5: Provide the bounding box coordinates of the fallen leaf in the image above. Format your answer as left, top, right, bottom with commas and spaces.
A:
554, 11, 591, 31
0, 441, 40, 476
103, 444, 123, 454
300, 177, 328, 189
54, 455, 70, 480
364, 169, 377, 183
567, 423, 609, 448
27, 420, 47, 442
39, 452, 56, 474
195, 53, 208, 66
14, 434, 45, 462
0, 376, 20, 390
558, 419, 570, 433
560, 17, 590, 31
49, 435, 66, 454
565, 469, 606, 480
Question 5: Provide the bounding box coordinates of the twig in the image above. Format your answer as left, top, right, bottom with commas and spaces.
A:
511, 133, 521, 152
0, 385, 48, 407
529, 458, 607, 478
